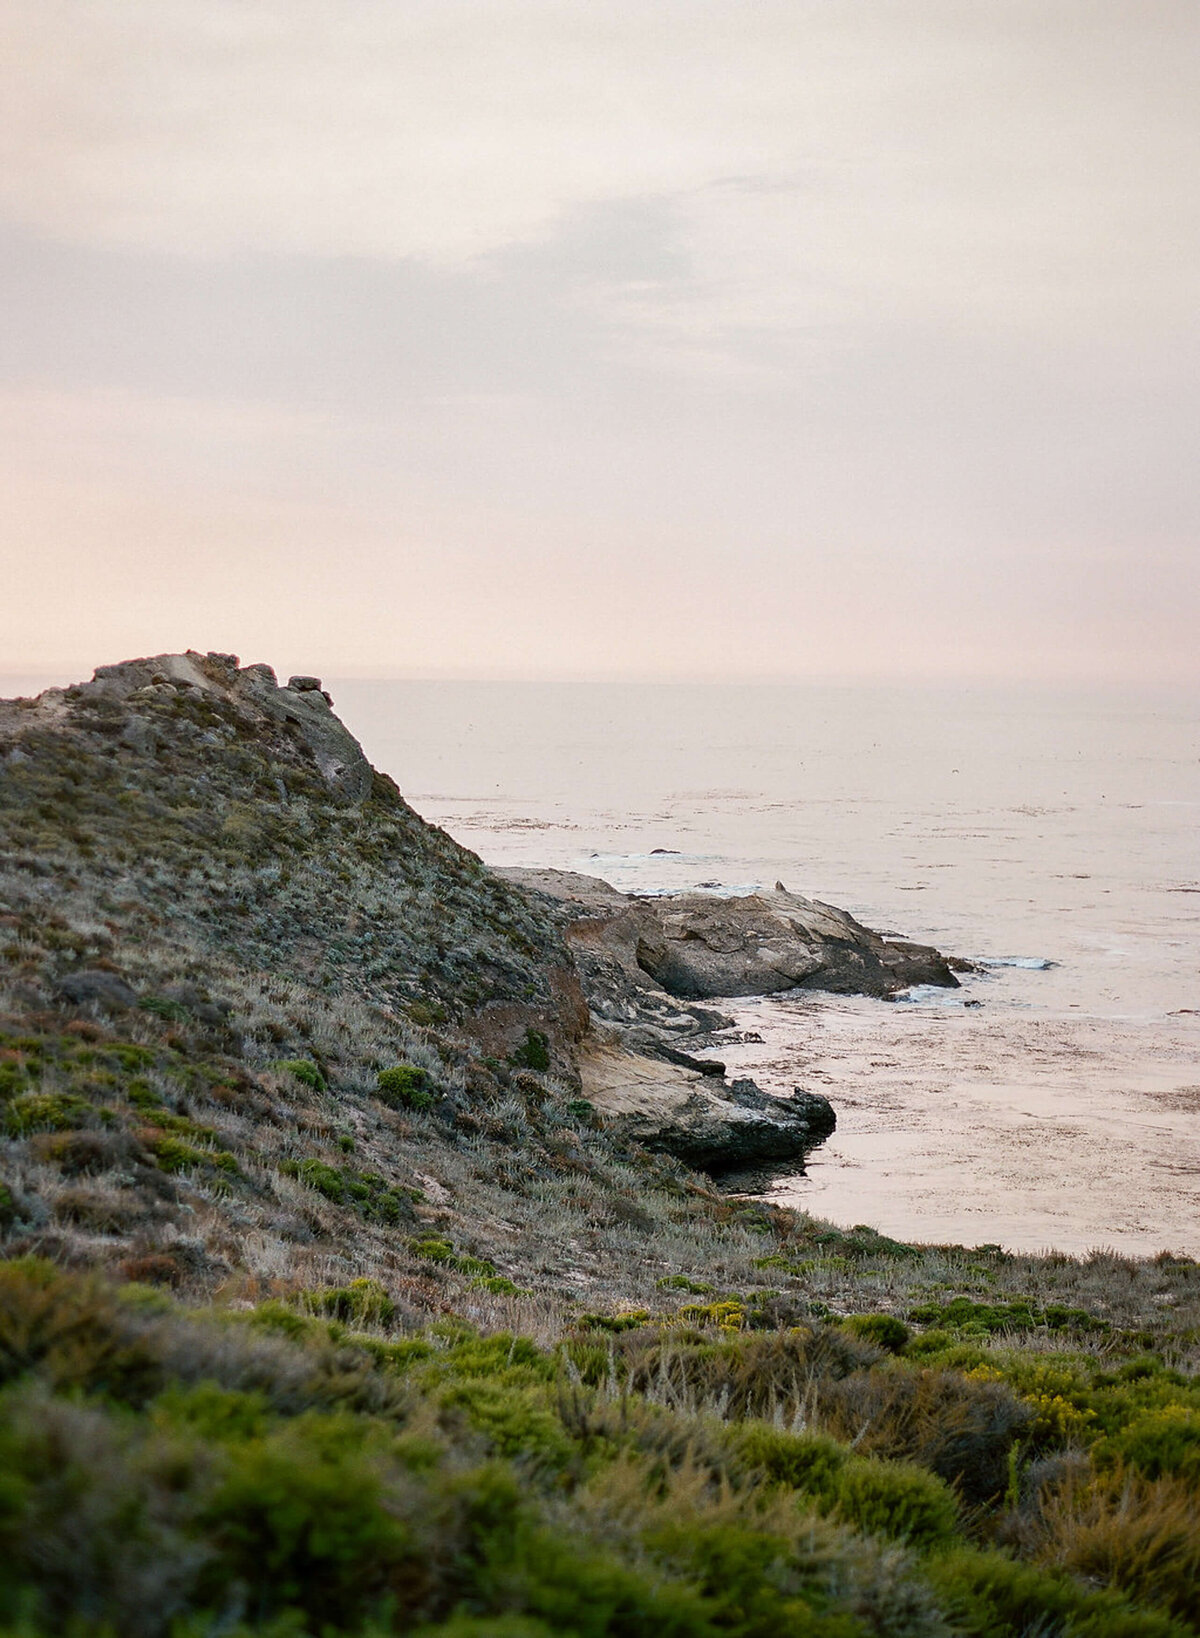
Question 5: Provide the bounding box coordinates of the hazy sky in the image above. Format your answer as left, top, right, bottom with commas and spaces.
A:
3, 1, 1198, 683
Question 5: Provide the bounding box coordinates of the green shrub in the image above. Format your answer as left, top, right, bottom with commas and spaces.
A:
441, 1332, 557, 1387
5, 1091, 92, 1135
842, 1314, 910, 1354
411, 1236, 455, 1263
198, 1417, 411, 1627
1032, 1469, 1200, 1622
511, 1029, 550, 1073
909, 1296, 1107, 1336
472, 1275, 527, 1297
577, 1310, 652, 1334
405, 998, 448, 1028
125, 1077, 164, 1111
737, 1426, 847, 1500
272, 1058, 326, 1093
151, 1381, 271, 1442
438, 1382, 572, 1467
0, 1062, 28, 1099
816, 1362, 1033, 1506
416, 1619, 555, 1638
411, 1238, 497, 1279
105, 1044, 156, 1073
376, 1063, 435, 1110
927, 1548, 1185, 1638
1097, 1406, 1200, 1483
279, 1157, 345, 1200
834, 1454, 959, 1550
139, 995, 188, 1021
657, 1275, 714, 1295
476, 1520, 713, 1637
311, 1278, 397, 1329
816, 1224, 920, 1260
637, 1514, 861, 1636
146, 1133, 238, 1174
677, 1299, 747, 1332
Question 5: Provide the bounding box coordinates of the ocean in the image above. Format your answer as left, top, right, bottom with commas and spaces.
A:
331, 677, 1200, 1258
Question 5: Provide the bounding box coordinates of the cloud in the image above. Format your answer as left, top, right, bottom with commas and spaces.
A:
1, 1, 1197, 680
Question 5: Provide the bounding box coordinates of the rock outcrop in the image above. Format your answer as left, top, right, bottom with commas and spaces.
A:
579, 1035, 836, 1174
498, 867, 958, 1024
87, 651, 374, 804
496, 867, 959, 1175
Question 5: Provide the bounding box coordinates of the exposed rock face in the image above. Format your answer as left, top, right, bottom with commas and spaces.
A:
84, 651, 373, 805
579, 1036, 835, 1173
498, 867, 959, 1020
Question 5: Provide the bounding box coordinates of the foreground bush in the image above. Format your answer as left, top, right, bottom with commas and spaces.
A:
0, 1262, 1195, 1637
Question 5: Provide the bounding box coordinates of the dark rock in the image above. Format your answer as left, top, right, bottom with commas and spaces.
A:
287, 675, 323, 692
654, 1043, 726, 1076
55, 970, 138, 1010
578, 1037, 835, 1176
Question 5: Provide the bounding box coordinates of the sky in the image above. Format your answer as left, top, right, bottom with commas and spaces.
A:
2, 0, 1198, 685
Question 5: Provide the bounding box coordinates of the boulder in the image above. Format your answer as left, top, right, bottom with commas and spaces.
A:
578, 1037, 835, 1174
55, 970, 138, 1011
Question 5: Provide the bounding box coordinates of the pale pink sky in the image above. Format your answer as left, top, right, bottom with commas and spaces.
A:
2, 2, 1198, 684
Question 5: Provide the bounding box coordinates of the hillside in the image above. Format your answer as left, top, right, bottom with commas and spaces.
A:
2, 653, 1200, 1637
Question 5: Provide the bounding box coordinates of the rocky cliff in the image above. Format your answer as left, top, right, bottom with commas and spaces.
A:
0, 652, 960, 1302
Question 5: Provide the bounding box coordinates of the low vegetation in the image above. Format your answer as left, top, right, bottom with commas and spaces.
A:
1, 1258, 1198, 1636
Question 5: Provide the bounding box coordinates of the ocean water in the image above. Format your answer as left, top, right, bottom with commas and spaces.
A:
331, 678, 1200, 1258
